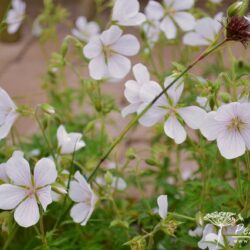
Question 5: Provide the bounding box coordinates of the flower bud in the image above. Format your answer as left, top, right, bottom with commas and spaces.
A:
104, 171, 113, 185
196, 211, 204, 226
124, 236, 146, 250
126, 148, 136, 160
60, 39, 68, 58
227, 2, 243, 17
40, 103, 56, 115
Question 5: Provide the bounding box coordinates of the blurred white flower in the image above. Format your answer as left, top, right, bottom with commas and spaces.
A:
69, 171, 97, 226
83, 25, 140, 80
6, 0, 26, 34
157, 194, 168, 219
122, 63, 158, 117
96, 176, 127, 191
142, 19, 161, 48
136, 76, 206, 144
0, 153, 57, 227
72, 16, 100, 42
32, 19, 43, 37
0, 88, 19, 140
112, 0, 146, 26
200, 102, 250, 159
145, 0, 195, 39
183, 13, 223, 46
57, 125, 86, 155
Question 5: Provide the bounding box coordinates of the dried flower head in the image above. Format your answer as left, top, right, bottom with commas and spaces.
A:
226, 15, 250, 46
204, 212, 237, 228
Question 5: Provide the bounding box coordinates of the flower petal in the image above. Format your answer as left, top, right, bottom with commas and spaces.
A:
173, 12, 195, 31
164, 115, 187, 144
89, 54, 109, 80
124, 80, 141, 103
34, 158, 57, 188
37, 186, 52, 211
164, 76, 184, 105
0, 163, 8, 182
217, 130, 246, 159
122, 103, 141, 117
70, 202, 91, 225
0, 111, 19, 140
200, 112, 225, 141
172, 0, 194, 10
14, 196, 40, 227
145, 1, 164, 20
111, 34, 140, 56
178, 106, 206, 129
83, 37, 102, 59
6, 153, 32, 186
0, 184, 27, 209
183, 32, 210, 46
100, 25, 122, 46
157, 195, 168, 219
107, 54, 131, 79
133, 63, 150, 85
160, 16, 177, 39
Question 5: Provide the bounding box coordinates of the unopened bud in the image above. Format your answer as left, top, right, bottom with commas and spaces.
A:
104, 171, 113, 185
40, 103, 56, 115
227, 2, 243, 17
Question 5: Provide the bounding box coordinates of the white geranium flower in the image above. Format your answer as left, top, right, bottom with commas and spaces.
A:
200, 102, 250, 159
198, 224, 242, 249
72, 16, 100, 42
122, 63, 158, 117
0, 153, 57, 227
145, 0, 195, 39
0, 88, 19, 140
183, 13, 223, 46
83, 25, 140, 80
157, 194, 168, 219
57, 125, 86, 155
6, 0, 26, 34
96, 176, 127, 191
112, 0, 146, 26
136, 76, 206, 144
69, 171, 97, 226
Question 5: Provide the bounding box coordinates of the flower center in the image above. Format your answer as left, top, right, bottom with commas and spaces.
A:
227, 117, 245, 131
103, 45, 114, 60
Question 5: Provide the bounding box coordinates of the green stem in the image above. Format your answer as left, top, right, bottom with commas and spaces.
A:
87, 39, 228, 182
39, 209, 48, 249
168, 212, 196, 221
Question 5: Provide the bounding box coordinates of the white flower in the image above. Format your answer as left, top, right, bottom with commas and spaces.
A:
0, 88, 19, 140
83, 25, 140, 80
183, 13, 223, 46
112, 0, 146, 26
157, 194, 168, 219
136, 75, 206, 144
145, 0, 196, 39
6, 0, 26, 34
96, 176, 127, 191
69, 171, 97, 226
198, 224, 242, 249
122, 63, 158, 117
72, 16, 100, 42
57, 125, 86, 155
200, 102, 250, 159
32, 19, 43, 37
0, 152, 57, 227
142, 19, 161, 47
